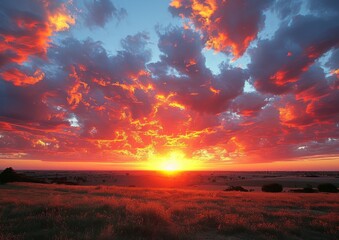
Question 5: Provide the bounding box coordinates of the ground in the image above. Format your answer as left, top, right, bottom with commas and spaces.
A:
0, 182, 338, 240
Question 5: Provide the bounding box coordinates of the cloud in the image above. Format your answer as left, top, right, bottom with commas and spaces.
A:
1, 68, 45, 87
308, 0, 339, 14
0, 31, 156, 161
326, 49, 339, 89
273, 0, 302, 19
149, 27, 247, 114
169, 0, 273, 57
249, 14, 339, 94
231, 92, 268, 117
306, 90, 339, 122
0, 0, 75, 86
295, 65, 330, 102
84, 0, 126, 28
48, 34, 154, 137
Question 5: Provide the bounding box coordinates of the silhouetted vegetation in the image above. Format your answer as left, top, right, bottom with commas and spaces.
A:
261, 183, 283, 192
49, 176, 78, 185
317, 183, 338, 193
290, 187, 316, 193
0, 167, 45, 184
224, 186, 249, 192
304, 174, 320, 178
0, 167, 16, 184
74, 176, 87, 183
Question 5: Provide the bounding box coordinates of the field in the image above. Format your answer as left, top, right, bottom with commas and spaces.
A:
1, 182, 338, 240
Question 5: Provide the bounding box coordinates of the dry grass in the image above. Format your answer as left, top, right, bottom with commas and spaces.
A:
0, 183, 338, 240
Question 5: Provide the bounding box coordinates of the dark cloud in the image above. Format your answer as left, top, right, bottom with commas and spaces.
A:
306, 90, 339, 122
308, 0, 339, 15
84, 0, 126, 28
169, 0, 273, 57
295, 65, 330, 101
231, 92, 268, 117
149, 27, 247, 114
249, 14, 339, 94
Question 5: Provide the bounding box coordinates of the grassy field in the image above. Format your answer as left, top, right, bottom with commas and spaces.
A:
0, 183, 338, 240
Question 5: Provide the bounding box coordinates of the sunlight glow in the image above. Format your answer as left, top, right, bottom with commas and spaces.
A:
147, 151, 199, 172
160, 158, 181, 172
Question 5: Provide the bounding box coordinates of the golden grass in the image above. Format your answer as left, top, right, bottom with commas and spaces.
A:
0, 183, 338, 240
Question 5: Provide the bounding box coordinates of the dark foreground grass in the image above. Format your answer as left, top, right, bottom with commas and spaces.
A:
0, 183, 338, 240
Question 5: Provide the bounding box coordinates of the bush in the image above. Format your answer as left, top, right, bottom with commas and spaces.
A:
317, 183, 338, 193
0, 167, 18, 184
224, 186, 248, 192
290, 187, 316, 193
0, 167, 46, 184
261, 183, 283, 192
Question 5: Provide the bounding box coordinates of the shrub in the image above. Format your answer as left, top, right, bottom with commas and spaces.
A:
0, 167, 46, 184
317, 183, 338, 193
0, 167, 18, 184
224, 186, 248, 192
261, 183, 283, 192
290, 187, 316, 193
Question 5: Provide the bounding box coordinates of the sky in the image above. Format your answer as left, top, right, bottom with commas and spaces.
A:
0, 0, 339, 171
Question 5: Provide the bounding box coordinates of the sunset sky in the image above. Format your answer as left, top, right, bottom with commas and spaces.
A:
0, 0, 339, 171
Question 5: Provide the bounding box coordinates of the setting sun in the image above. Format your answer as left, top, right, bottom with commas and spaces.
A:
160, 157, 181, 172
147, 151, 199, 172
162, 160, 179, 171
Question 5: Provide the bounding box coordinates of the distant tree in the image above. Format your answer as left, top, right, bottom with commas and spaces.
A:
317, 183, 338, 193
0, 167, 17, 184
0, 167, 46, 184
261, 183, 283, 192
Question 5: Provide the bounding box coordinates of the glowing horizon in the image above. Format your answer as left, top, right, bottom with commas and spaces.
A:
1, 154, 338, 172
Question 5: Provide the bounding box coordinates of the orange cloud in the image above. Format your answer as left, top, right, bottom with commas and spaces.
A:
0, 0, 75, 86
67, 66, 88, 108
48, 7, 75, 32
170, 0, 182, 8
1, 69, 45, 86
279, 104, 296, 123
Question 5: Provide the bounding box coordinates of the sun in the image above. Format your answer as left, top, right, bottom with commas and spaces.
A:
161, 158, 181, 172
159, 152, 184, 173
147, 150, 198, 172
